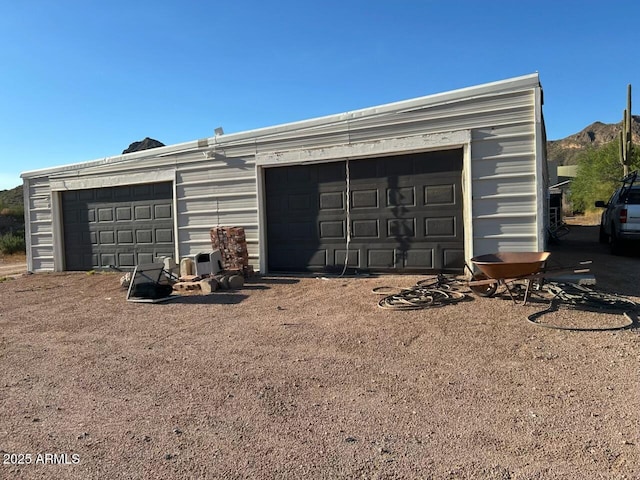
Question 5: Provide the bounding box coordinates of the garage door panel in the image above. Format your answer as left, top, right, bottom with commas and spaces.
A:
319, 220, 344, 239
266, 150, 463, 273
334, 249, 359, 267
425, 217, 457, 237
118, 230, 134, 244
134, 205, 152, 220
443, 249, 465, 268
154, 204, 172, 219
98, 208, 113, 222
319, 192, 343, 210
100, 253, 116, 267
405, 249, 434, 268
387, 187, 415, 207
137, 252, 155, 265
352, 190, 378, 209
116, 207, 132, 221
367, 249, 395, 268
62, 181, 174, 271
306, 250, 327, 267
425, 184, 456, 205
387, 218, 416, 237
118, 252, 136, 267
155, 228, 174, 244
136, 230, 153, 244
99, 230, 115, 244
353, 220, 379, 238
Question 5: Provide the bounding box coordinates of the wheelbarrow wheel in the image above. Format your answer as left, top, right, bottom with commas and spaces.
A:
469, 273, 498, 297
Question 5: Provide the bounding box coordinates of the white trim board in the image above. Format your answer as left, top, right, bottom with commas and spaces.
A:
255, 130, 471, 167
49, 169, 176, 191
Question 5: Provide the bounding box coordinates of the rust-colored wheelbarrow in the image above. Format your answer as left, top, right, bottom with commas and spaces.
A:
467, 252, 589, 304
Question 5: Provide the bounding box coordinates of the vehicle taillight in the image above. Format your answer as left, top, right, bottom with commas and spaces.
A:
620, 208, 628, 224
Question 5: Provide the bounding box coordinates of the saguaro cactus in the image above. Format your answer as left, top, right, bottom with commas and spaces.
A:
620, 84, 633, 177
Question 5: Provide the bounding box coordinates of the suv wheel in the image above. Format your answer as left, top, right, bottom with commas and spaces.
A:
610, 228, 624, 255
598, 225, 609, 244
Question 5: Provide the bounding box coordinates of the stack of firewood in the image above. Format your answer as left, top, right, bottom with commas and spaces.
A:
210, 226, 252, 276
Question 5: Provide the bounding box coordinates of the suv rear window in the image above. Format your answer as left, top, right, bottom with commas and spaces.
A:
624, 188, 640, 204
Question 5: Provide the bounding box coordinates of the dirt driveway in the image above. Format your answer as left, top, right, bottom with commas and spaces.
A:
0, 253, 26, 278
1, 225, 639, 479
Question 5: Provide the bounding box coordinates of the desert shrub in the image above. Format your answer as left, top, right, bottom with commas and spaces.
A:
0, 206, 24, 219
0, 232, 26, 255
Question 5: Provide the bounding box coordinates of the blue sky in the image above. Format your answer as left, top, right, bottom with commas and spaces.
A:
1, 0, 638, 190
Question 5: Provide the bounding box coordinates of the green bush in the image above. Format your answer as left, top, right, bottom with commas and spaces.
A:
570, 140, 640, 213
0, 232, 26, 255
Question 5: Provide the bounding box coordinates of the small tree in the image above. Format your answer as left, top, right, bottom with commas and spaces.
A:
571, 139, 640, 212
572, 142, 619, 212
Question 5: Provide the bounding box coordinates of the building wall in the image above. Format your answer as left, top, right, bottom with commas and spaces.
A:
24, 176, 55, 272
22, 74, 546, 273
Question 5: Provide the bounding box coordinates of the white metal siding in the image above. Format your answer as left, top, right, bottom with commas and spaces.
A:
175, 157, 259, 264
470, 121, 539, 255
24, 177, 55, 272
22, 74, 544, 272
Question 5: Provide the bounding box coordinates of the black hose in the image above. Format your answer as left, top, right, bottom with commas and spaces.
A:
526, 282, 638, 331
375, 275, 468, 310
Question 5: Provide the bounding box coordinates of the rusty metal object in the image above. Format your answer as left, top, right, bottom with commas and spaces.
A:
468, 272, 498, 297
468, 252, 551, 304
470, 252, 550, 280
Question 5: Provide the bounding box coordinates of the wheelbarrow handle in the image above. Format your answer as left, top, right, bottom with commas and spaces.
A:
468, 278, 499, 287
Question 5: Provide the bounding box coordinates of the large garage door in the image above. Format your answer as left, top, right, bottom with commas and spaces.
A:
61, 182, 174, 271
265, 149, 464, 273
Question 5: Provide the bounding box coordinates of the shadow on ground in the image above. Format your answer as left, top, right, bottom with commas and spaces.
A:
167, 292, 249, 305
549, 224, 640, 297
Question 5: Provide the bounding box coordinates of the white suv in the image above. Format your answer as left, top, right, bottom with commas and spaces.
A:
595, 171, 640, 255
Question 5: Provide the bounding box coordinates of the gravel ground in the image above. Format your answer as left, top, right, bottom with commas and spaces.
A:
0, 225, 639, 479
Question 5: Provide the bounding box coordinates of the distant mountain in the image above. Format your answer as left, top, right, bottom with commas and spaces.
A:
547, 116, 640, 165
122, 137, 165, 154
0, 185, 23, 210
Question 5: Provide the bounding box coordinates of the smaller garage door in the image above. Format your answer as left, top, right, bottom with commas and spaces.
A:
61, 182, 174, 271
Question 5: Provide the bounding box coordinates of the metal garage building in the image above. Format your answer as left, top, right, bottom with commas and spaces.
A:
21, 73, 548, 274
